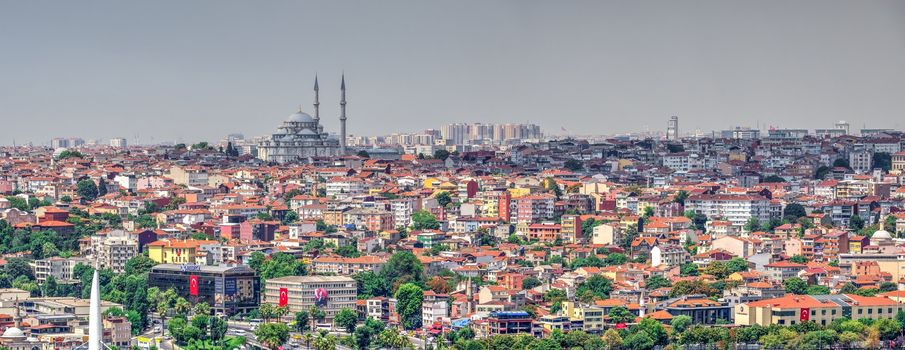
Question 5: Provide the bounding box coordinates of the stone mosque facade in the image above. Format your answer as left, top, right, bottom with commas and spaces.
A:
257, 76, 348, 163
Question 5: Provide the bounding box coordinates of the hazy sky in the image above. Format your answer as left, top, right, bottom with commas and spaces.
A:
2, 1, 905, 145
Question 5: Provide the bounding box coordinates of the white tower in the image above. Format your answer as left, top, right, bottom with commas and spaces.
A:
88, 270, 104, 350
313, 75, 320, 125
339, 74, 347, 155
651, 246, 662, 267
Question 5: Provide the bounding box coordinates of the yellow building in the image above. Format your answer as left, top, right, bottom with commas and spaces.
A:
146, 239, 217, 264
506, 187, 531, 198
561, 301, 605, 333
735, 294, 903, 327
422, 177, 441, 189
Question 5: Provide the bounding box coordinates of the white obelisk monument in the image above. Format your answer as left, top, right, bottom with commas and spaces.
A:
88, 270, 103, 350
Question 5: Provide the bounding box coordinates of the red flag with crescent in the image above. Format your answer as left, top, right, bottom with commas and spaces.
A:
189, 275, 199, 296
800, 308, 810, 321
279, 287, 288, 307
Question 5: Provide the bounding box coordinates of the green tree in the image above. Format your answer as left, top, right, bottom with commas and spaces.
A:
335, 245, 361, 258
57, 149, 84, 159
352, 317, 384, 350
744, 217, 761, 232
254, 253, 307, 281
380, 251, 425, 292
783, 203, 807, 221
633, 318, 668, 346
394, 283, 424, 330
77, 180, 99, 201
762, 175, 786, 183
294, 311, 310, 333
97, 178, 108, 196
679, 263, 699, 276
735, 324, 768, 343
786, 255, 808, 264
354, 271, 389, 298
644, 275, 671, 290
806, 285, 830, 295
783, 277, 809, 295
255, 323, 290, 350
376, 328, 412, 349
671, 315, 692, 333
873, 318, 899, 340
434, 191, 452, 207
673, 190, 689, 206
433, 149, 450, 161
701, 261, 730, 279
564, 159, 583, 172
601, 329, 623, 349
669, 280, 716, 298
282, 211, 299, 224
622, 330, 654, 350
334, 308, 358, 334
850, 215, 865, 230
124, 255, 157, 275
839, 282, 858, 294
522, 277, 542, 290
575, 275, 613, 299
209, 317, 227, 341
411, 210, 440, 230
759, 328, 798, 348
607, 306, 634, 324
873, 152, 892, 171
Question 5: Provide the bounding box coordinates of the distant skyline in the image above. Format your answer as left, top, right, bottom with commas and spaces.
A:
2, 1, 905, 145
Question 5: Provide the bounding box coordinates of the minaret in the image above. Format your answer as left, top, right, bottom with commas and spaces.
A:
313, 75, 320, 127
339, 74, 347, 155
88, 270, 103, 350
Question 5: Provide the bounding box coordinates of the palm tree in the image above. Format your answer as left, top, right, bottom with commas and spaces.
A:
314, 332, 336, 350
309, 306, 325, 331
276, 305, 289, 322
255, 323, 290, 350
302, 333, 314, 350
378, 328, 412, 349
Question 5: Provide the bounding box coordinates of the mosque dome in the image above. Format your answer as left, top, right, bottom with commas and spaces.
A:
286, 109, 315, 123
2, 327, 26, 339
872, 229, 892, 241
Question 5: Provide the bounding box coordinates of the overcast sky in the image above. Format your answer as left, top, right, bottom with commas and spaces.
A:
2, 0, 904, 145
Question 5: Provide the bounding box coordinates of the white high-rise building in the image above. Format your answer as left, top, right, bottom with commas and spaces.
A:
666, 116, 679, 140
109, 138, 127, 148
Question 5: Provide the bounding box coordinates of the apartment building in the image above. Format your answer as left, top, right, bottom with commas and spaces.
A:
167, 165, 209, 187
685, 194, 778, 227
86, 231, 139, 273
509, 195, 555, 223
343, 208, 394, 232
422, 291, 450, 326
31, 257, 89, 283
311, 256, 387, 275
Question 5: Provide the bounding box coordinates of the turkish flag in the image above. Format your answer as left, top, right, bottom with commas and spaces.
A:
800, 308, 810, 321
189, 275, 199, 296
279, 287, 288, 307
